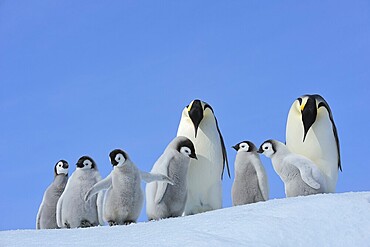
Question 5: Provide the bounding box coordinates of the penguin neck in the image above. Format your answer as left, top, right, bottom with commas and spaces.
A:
75, 168, 95, 179
234, 152, 252, 175
271, 149, 289, 173
53, 174, 68, 187
114, 161, 137, 173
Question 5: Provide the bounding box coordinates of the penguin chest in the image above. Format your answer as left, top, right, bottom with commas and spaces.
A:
191, 124, 223, 176
110, 172, 143, 208
287, 109, 338, 173
232, 164, 260, 203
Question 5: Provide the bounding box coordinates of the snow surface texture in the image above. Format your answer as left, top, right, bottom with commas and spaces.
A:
1, 192, 369, 247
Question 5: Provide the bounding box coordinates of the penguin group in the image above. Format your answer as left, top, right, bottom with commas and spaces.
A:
36, 94, 341, 229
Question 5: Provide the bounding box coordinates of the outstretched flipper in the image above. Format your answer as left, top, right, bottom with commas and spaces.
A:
287, 156, 321, 189
84, 174, 112, 201
139, 170, 174, 185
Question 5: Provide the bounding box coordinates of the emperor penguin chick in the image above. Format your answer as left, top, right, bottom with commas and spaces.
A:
258, 140, 327, 197
36, 160, 69, 229
231, 141, 269, 206
146, 136, 197, 220
85, 149, 173, 226
56, 156, 104, 228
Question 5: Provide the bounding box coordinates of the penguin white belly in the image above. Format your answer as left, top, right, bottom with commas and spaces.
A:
177, 119, 223, 215
286, 110, 338, 192
61, 173, 99, 227
104, 171, 143, 224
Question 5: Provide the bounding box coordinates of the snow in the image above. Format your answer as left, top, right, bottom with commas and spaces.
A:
1, 192, 369, 247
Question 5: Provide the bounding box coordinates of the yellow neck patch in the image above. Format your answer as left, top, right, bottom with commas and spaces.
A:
300, 102, 306, 111
187, 101, 194, 112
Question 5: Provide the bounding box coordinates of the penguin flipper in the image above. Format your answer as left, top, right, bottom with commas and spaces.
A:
36, 202, 43, 229
154, 155, 180, 204
84, 174, 112, 201
56, 194, 64, 228
254, 160, 269, 201
96, 191, 106, 226
288, 157, 321, 190
140, 171, 173, 185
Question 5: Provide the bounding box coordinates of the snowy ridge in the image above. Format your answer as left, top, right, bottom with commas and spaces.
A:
1, 192, 370, 247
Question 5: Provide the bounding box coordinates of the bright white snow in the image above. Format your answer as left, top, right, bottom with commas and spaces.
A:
1, 192, 369, 247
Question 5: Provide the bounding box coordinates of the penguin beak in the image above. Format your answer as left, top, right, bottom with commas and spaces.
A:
232, 145, 238, 151
188, 100, 203, 138
301, 97, 317, 142
190, 153, 198, 160
257, 147, 263, 154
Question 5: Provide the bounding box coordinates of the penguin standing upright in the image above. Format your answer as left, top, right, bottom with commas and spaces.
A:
177, 99, 229, 215
56, 156, 104, 228
286, 94, 341, 192
146, 136, 197, 220
231, 141, 268, 206
85, 149, 173, 226
36, 160, 69, 229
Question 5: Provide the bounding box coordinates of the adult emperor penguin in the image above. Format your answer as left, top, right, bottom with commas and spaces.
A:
231, 141, 269, 206
56, 156, 104, 228
258, 140, 327, 197
85, 149, 173, 226
177, 99, 229, 215
36, 160, 69, 229
286, 94, 341, 192
146, 136, 197, 220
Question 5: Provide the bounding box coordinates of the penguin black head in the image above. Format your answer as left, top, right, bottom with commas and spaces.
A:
54, 159, 69, 177
176, 137, 197, 159
187, 99, 204, 138
76, 156, 97, 170
232, 141, 257, 152
298, 95, 318, 142
109, 149, 128, 167
257, 140, 276, 158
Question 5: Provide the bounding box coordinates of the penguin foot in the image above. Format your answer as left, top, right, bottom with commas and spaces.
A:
64, 222, 71, 229
123, 220, 135, 225
80, 220, 92, 228
108, 221, 118, 226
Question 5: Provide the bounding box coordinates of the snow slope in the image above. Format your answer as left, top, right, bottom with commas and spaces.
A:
1, 192, 369, 247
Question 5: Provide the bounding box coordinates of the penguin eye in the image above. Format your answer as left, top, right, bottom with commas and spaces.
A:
83, 160, 92, 167
180, 147, 191, 156
115, 154, 125, 163
264, 146, 268, 150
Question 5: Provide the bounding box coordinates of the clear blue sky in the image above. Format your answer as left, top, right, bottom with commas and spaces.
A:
0, 1, 369, 231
